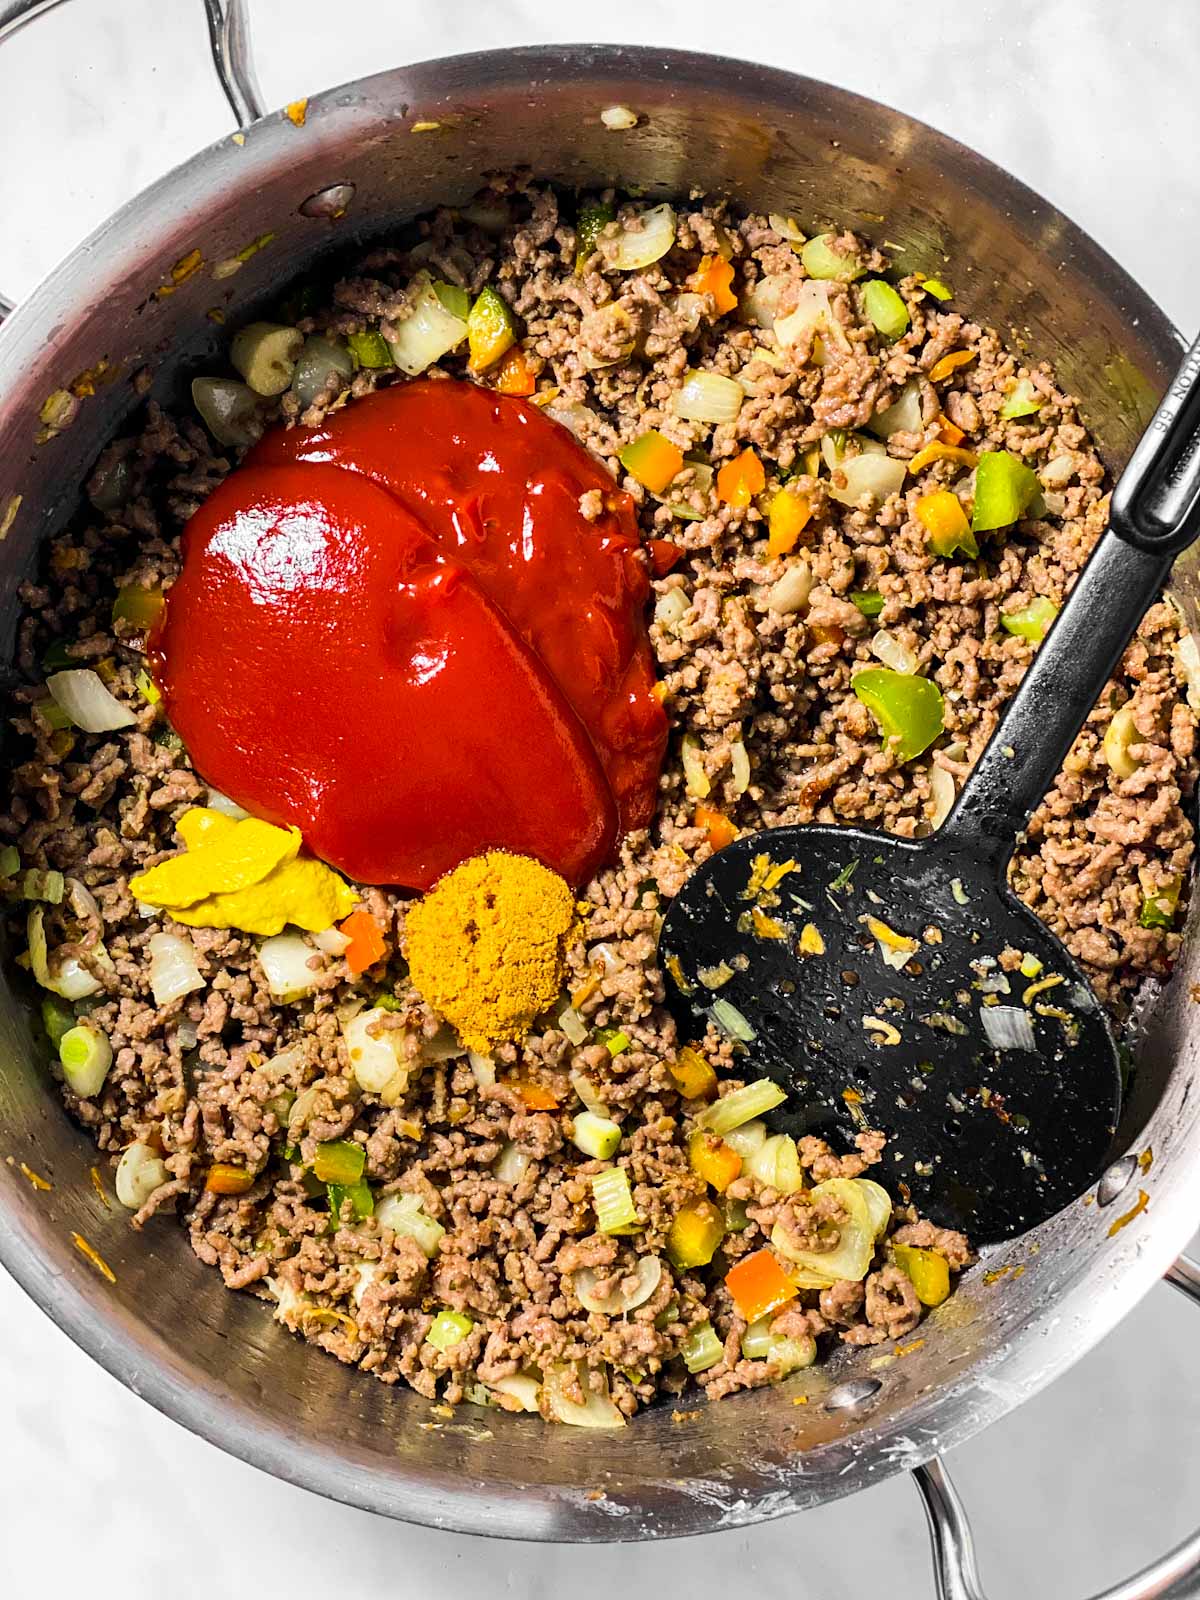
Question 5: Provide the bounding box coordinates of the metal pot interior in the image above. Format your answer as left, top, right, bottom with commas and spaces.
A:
1, 46, 1198, 1540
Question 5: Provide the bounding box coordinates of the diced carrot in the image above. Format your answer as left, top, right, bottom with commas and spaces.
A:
688, 1130, 742, 1193
725, 1247, 798, 1323
513, 1080, 559, 1111
648, 538, 684, 576
693, 804, 736, 852
205, 1163, 255, 1195
928, 349, 977, 383
935, 413, 965, 446
716, 448, 765, 510
651, 681, 669, 705
494, 347, 537, 396
337, 909, 387, 975
688, 254, 738, 314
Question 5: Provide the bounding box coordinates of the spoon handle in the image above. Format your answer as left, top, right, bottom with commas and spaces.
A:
936, 329, 1200, 877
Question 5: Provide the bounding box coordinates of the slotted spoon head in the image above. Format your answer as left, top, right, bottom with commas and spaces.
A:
658, 824, 1121, 1244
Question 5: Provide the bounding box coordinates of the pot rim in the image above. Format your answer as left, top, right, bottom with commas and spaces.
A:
0, 42, 1194, 1542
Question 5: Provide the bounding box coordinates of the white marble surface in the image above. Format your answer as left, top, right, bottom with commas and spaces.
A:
2, 3, 1199, 1595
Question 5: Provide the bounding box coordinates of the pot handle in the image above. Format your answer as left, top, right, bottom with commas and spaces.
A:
0, 0, 263, 317
912, 1253, 1200, 1600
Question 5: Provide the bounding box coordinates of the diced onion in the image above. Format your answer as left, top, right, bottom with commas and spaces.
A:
115, 1141, 168, 1210
868, 379, 923, 439
543, 1363, 626, 1428
766, 560, 813, 616
871, 629, 919, 675
468, 1050, 496, 1088
258, 933, 317, 1003
1040, 454, 1076, 489
741, 272, 791, 330
290, 335, 354, 408
979, 1004, 1036, 1051
311, 925, 351, 956
46, 669, 135, 733
343, 1006, 409, 1103
830, 453, 907, 508
375, 1191, 445, 1257
610, 203, 676, 270
545, 402, 597, 440
601, 104, 638, 130
746, 1133, 804, 1194
730, 737, 751, 795
573, 1255, 662, 1315
654, 588, 690, 630
673, 369, 744, 425
681, 732, 710, 799
771, 1177, 874, 1285
493, 1140, 531, 1185
774, 281, 840, 350
768, 214, 807, 250
490, 1372, 542, 1412
558, 1005, 589, 1046
147, 931, 204, 1007
1176, 629, 1200, 712
722, 1118, 767, 1158
386, 272, 468, 375
571, 1070, 609, 1117
856, 1177, 893, 1238
27, 906, 110, 1000
668, 291, 708, 333
205, 787, 249, 819
929, 764, 956, 829
191, 376, 261, 448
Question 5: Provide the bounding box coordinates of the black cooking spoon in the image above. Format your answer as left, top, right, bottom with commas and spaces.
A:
660, 332, 1200, 1244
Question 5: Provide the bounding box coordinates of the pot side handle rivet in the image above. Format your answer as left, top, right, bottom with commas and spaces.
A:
1096, 1153, 1138, 1207
300, 184, 357, 220
825, 1377, 882, 1411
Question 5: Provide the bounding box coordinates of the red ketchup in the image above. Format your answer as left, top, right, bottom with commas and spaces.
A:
150, 380, 668, 891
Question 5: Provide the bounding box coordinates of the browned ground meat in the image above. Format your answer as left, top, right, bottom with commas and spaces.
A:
3, 177, 1194, 1422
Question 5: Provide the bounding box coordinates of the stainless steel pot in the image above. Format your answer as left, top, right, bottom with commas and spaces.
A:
0, 4, 1198, 1593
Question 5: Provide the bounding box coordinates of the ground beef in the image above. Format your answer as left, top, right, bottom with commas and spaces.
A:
4, 179, 1194, 1423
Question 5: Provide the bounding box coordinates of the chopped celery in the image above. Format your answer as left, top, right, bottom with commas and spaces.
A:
999, 377, 1041, 420
426, 1309, 474, 1351
696, 1079, 786, 1135
740, 1314, 774, 1359
467, 286, 517, 371
851, 590, 884, 617
22, 869, 64, 904
230, 322, 303, 397
41, 994, 75, 1049
575, 200, 615, 273
680, 1321, 724, 1374
591, 1167, 640, 1234
709, 997, 756, 1043
327, 1179, 374, 1221
852, 668, 945, 763
33, 696, 72, 731
600, 1028, 631, 1056
971, 450, 1040, 532
571, 1110, 622, 1160
0, 844, 18, 879
1001, 597, 1058, 643
921, 277, 953, 301
433, 282, 471, 321
346, 329, 394, 369
313, 1140, 366, 1185
862, 280, 909, 340
801, 233, 864, 282
58, 1022, 113, 1098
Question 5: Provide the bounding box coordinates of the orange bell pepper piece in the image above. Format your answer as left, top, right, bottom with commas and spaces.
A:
667, 1045, 718, 1100
689, 254, 738, 314
766, 486, 811, 557
693, 804, 736, 852
651, 681, 669, 705
204, 1163, 255, 1196
907, 440, 979, 475
935, 413, 965, 446
725, 1247, 798, 1323
716, 448, 765, 510
928, 349, 977, 383
688, 1129, 743, 1193
619, 430, 685, 494
337, 909, 387, 975
513, 1080, 560, 1111
494, 347, 537, 396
